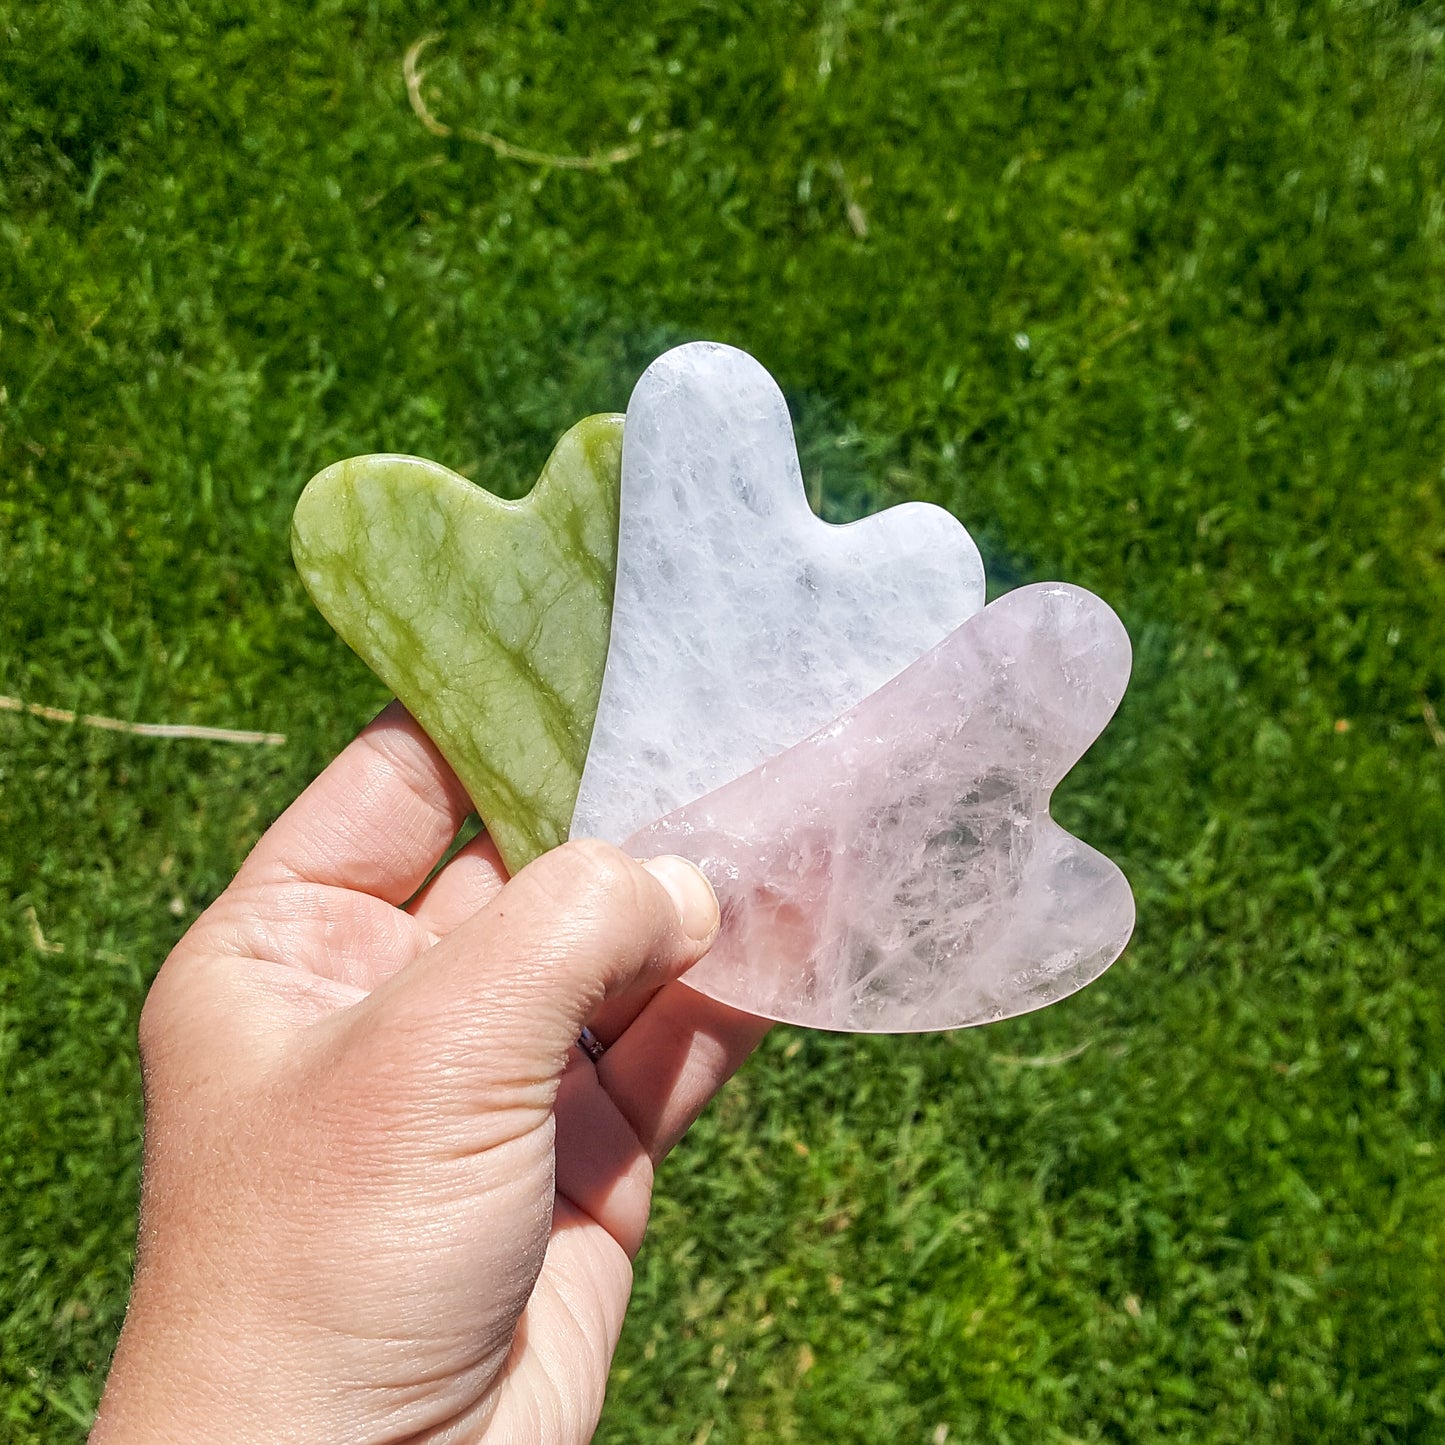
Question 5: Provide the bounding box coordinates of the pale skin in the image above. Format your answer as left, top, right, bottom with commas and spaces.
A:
92, 702, 770, 1444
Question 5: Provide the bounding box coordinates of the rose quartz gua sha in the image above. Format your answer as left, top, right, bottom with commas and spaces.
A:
570, 342, 987, 844
624, 582, 1135, 1032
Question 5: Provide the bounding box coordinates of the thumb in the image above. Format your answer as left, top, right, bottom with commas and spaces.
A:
334, 840, 719, 1133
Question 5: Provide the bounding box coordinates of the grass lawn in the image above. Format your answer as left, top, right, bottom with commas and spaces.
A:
3, 1, 1444, 1439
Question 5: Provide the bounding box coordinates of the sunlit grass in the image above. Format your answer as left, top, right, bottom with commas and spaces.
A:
2, 2, 1443, 1440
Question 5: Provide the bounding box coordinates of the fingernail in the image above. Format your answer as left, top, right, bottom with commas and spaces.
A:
642, 855, 720, 942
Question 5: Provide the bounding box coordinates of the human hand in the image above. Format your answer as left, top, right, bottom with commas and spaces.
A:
92, 702, 769, 1444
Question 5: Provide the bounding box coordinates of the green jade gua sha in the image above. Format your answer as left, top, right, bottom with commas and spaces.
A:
291, 415, 622, 873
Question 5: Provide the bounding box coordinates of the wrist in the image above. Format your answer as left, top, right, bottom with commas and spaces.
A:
93, 1274, 336, 1444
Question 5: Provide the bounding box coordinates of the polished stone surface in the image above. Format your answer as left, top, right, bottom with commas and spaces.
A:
625, 583, 1134, 1032
571, 342, 986, 843
292, 417, 621, 873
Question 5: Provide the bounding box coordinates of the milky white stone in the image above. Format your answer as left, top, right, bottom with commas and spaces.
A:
570, 342, 986, 843
624, 583, 1135, 1032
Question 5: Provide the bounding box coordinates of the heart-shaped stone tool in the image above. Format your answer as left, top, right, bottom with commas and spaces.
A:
625, 583, 1135, 1032
570, 342, 987, 844
292, 416, 622, 873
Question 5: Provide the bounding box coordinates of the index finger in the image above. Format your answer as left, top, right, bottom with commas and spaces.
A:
238, 701, 473, 904
596, 983, 770, 1160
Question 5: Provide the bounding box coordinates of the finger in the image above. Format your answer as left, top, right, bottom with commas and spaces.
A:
187, 879, 433, 992
239, 701, 471, 904
478, 1200, 631, 1443
573, 852, 732, 1045
553, 1062, 655, 1257
338, 842, 720, 1142
581, 974, 662, 1047
597, 983, 770, 1160
407, 831, 510, 939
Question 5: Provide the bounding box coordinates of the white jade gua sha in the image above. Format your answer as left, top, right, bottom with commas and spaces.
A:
625, 583, 1135, 1032
570, 341, 986, 844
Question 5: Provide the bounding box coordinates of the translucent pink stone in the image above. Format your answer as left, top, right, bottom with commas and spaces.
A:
625, 583, 1135, 1032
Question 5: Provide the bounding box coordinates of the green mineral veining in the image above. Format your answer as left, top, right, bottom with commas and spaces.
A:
291, 416, 622, 874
